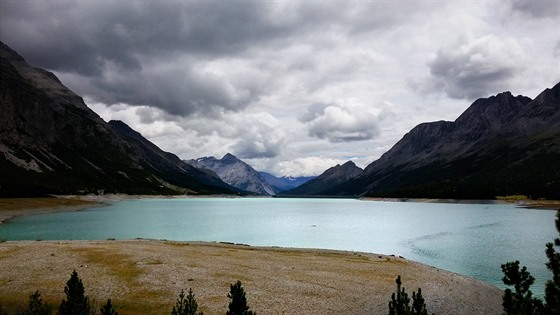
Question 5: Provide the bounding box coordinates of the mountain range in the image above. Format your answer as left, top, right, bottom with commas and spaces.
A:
2, 40, 558, 200
0, 41, 239, 197
185, 154, 315, 195
258, 172, 315, 192
186, 153, 277, 195
293, 84, 560, 199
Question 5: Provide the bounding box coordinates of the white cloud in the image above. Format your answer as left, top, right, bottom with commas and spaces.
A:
302, 99, 381, 143
273, 157, 346, 178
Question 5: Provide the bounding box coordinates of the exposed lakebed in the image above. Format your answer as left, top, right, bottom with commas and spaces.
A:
0, 198, 556, 297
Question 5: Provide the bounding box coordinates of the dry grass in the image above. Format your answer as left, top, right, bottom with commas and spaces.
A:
0, 240, 503, 314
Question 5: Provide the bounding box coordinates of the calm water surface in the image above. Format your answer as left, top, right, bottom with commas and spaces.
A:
0, 198, 556, 297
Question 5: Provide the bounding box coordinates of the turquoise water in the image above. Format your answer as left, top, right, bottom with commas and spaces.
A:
0, 198, 556, 297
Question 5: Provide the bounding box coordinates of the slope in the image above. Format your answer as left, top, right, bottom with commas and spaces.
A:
330, 83, 560, 199
0, 41, 236, 196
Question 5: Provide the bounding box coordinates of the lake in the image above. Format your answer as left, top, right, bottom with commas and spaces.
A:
0, 198, 556, 297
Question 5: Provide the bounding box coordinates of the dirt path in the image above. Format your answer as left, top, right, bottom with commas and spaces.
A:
0, 240, 503, 314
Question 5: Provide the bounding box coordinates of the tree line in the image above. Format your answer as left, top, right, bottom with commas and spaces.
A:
0, 274, 256, 315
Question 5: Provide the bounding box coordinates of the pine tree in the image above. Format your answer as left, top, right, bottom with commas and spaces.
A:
58, 270, 91, 315
412, 288, 428, 315
389, 276, 410, 315
501, 261, 543, 314
227, 280, 256, 315
544, 210, 560, 314
100, 299, 118, 315
388, 276, 431, 315
501, 210, 560, 315
21, 290, 51, 315
172, 288, 203, 315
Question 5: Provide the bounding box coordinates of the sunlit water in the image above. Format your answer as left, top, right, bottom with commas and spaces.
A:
0, 198, 556, 297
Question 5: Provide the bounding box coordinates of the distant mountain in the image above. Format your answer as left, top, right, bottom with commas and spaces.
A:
0, 41, 238, 196
259, 172, 316, 192
186, 153, 277, 195
325, 83, 560, 199
281, 161, 363, 196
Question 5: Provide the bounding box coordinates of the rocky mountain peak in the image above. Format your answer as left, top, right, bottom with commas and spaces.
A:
221, 153, 239, 163
454, 91, 532, 131
280, 160, 363, 196
186, 153, 277, 195
0, 41, 26, 63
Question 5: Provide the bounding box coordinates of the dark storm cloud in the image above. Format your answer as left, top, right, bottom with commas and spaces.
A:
511, 1, 559, 19
0, 1, 432, 117
0, 1, 295, 115
420, 35, 526, 100
0, 1, 285, 73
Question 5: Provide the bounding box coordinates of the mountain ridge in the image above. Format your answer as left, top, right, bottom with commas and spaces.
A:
0, 41, 237, 196
323, 83, 560, 199
281, 161, 363, 196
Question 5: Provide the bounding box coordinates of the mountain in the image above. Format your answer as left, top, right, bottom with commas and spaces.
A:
0, 41, 237, 196
326, 83, 560, 199
259, 172, 316, 192
281, 161, 363, 196
186, 153, 277, 195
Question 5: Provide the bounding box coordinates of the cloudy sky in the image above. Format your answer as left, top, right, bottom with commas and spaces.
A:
1, 1, 558, 177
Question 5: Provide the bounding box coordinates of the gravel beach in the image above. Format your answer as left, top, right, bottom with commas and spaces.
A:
0, 240, 502, 314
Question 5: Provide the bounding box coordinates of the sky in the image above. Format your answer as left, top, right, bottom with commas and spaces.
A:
1, 1, 559, 177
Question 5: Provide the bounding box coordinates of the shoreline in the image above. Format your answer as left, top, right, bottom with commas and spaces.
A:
0, 197, 106, 224
1, 194, 558, 224
0, 239, 503, 314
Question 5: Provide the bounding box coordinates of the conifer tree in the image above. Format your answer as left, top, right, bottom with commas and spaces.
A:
412, 288, 428, 315
501, 210, 560, 315
501, 261, 543, 314
0, 305, 7, 315
227, 280, 256, 315
172, 288, 203, 315
58, 270, 91, 315
100, 299, 118, 315
21, 290, 51, 315
389, 276, 410, 315
388, 275, 431, 315
544, 210, 560, 314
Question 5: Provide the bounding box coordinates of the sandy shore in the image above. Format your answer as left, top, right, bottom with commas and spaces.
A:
0, 240, 503, 315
